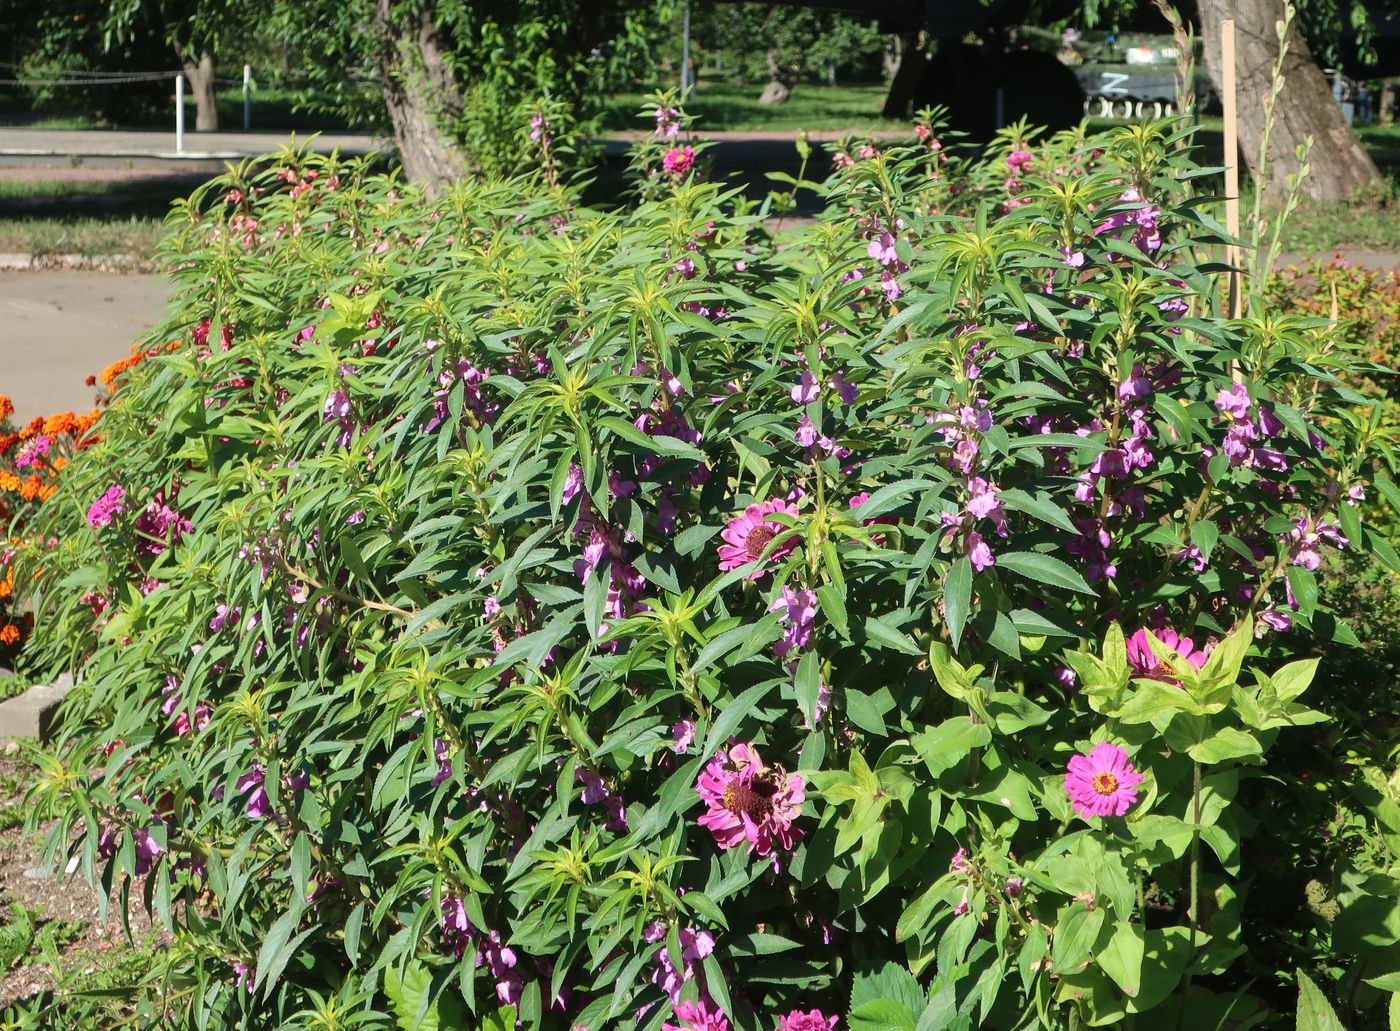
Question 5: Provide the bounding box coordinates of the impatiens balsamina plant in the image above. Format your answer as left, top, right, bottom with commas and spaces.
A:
10, 104, 1400, 1030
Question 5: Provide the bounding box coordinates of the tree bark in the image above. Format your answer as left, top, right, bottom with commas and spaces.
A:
181, 49, 218, 132
1380, 78, 1396, 127
758, 49, 792, 106
1197, 0, 1381, 203
372, 0, 470, 192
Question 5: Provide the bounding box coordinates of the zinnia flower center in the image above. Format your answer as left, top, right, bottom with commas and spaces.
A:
744, 525, 777, 559
722, 776, 778, 820
1092, 771, 1118, 795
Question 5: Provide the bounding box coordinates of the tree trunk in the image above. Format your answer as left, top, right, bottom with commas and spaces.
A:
758, 49, 791, 106
882, 34, 927, 119
883, 35, 902, 81
1197, 0, 1381, 202
181, 50, 218, 132
372, 0, 470, 192
1380, 78, 1396, 127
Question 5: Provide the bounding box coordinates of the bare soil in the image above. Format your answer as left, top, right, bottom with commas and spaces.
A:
0, 754, 165, 1007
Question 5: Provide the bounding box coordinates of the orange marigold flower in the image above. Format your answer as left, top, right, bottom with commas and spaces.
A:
19, 417, 43, 439
0, 396, 12, 422
19, 475, 45, 501
0, 572, 11, 599
0, 472, 20, 492
0, 434, 17, 456
0, 625, 19, 646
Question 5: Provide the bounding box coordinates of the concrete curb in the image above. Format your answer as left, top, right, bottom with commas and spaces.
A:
0, 252, 149, 271
0, 673, 76, 742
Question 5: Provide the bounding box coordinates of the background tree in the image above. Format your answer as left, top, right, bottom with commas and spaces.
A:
1194, 0, 1381, 201
1073, 0, 1383, 201
270, 0, 672, 187
696, 4, 884, 105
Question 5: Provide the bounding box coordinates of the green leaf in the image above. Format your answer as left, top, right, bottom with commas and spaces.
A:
817, 582, 849, 639
1187, 727, 1262, 764
943, 557, 972, 650
1097, 922, 1145, 997
995, 551, 1095, 595
863, 614, 924, 656
998, 487, 1077, 533
1052, 904, 1105, 973
849, 1000, 917, 1031
1296, 970, 1346, 1031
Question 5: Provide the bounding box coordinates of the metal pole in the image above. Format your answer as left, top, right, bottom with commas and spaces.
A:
243, 64, 251, 131
681, 1, 692, 97
175, 73, 185, 153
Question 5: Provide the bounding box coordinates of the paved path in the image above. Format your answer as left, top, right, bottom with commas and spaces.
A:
0, 127, 383, 161
0, 270, 170, 423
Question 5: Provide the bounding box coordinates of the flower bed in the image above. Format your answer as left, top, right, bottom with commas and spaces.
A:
8, 116, 1400, 1029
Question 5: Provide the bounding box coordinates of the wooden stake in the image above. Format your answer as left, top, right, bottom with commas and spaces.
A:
1222, 19, 1241, 321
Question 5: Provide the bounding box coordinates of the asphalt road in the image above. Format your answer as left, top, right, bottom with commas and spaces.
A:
0, 270, 170, 423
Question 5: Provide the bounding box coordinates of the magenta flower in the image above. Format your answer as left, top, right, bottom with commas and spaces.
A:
664, 999, 730, 1031
663, 146, 696, 176
236, 764, 271, 819
1125, 628, 1209, 683
790, 371, 820, 405
867, 232, 898, 266
13, 434, 50, 469
86, 484, 126, 528
133, 492, 192, 556
672, 720, 696, 753
717, 499, 798, 578
776, 1011, 839, 1031
771, 586, 817, 660
644, 921, 715, 1002
1064, 742, 1144, 818
696, 741, 805, 860
655, 105, 681, 138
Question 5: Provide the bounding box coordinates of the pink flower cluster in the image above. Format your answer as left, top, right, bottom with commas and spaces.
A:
1214, 384, 1288, 472
87, 484, 126, 528
440, 895, 522, 1003
1094, 187, 1161, 253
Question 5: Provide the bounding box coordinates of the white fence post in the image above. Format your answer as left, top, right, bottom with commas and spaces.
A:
175, 73, 185, 153
243, 64, 251, 130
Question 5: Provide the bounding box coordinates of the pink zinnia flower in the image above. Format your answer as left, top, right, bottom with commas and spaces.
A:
664, 999, 730, 1031
1064, 742, 1144, 818
87, 484, 126, 528
1125, 628, 1209, 683
671, 720, 696, 753
696, 741, 805, 860
14, 434, 50, 469
776, 1010, 839, 1031
663, 146, 696, 176
717, 499, 798, 578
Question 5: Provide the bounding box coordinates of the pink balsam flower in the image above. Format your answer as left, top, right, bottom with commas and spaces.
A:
696, 741, 804, 860
1064, 742, 1144, 818
87, 484, 126, 528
